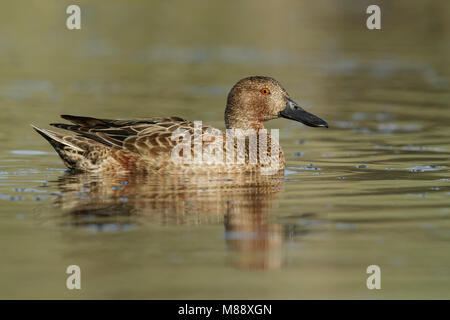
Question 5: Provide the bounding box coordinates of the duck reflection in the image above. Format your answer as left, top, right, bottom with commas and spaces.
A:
55, 172, 286, 270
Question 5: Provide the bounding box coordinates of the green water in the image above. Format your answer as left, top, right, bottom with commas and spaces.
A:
0, 0, 449, 299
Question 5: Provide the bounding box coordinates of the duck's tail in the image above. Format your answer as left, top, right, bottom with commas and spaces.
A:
31, 125, 88, 170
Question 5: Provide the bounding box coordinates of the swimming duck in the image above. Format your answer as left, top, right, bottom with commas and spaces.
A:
32, 76, 328, 174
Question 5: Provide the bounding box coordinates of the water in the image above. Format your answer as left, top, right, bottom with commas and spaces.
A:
0, 0, 449, 299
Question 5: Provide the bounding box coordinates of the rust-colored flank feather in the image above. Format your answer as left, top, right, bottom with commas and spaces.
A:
32, 76, 328, 174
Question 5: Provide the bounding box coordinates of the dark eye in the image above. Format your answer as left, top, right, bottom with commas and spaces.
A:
260, 88, 270, 95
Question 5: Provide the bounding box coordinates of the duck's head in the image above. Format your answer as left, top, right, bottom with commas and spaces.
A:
225, 76, 328, 130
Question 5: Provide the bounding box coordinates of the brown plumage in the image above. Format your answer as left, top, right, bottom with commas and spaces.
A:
32, 76, 328, 174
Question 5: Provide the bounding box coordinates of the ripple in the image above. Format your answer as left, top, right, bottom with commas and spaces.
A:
292, 166, 321, 171
293, 152, 305, 157
407, 165, 446, 173
0, 80, 58, 101
85, 223, 135, 233
402, 146, 446, 152
377, 123, 422, 133
335, 121, 356, 129
9, 150, 56, 156
374, 145, 394, 150
284, 169, 298, 175
0, 193, 24, 201
407, 193, 428, 198
322, 153, 335, 158
13, 188, 48, 193
336, 222, 358, 230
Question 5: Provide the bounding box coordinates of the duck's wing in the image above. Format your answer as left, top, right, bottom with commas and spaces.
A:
50, 114, 194, 149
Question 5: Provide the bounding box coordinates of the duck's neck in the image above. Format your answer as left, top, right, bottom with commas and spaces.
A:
225, 106, 264, 131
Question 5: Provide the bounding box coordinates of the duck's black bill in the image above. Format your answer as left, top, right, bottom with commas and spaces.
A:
279, 99, 328, 128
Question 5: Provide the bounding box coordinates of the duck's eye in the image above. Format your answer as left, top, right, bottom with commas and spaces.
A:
260, 88, 270, 95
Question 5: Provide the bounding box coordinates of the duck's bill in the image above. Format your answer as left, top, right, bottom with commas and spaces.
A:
279, 99, 328, 128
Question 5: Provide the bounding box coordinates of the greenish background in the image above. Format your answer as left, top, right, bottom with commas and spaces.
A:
0, 0, 449, 299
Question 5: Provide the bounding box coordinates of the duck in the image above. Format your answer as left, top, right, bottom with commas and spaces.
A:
32, 76, 328, 174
